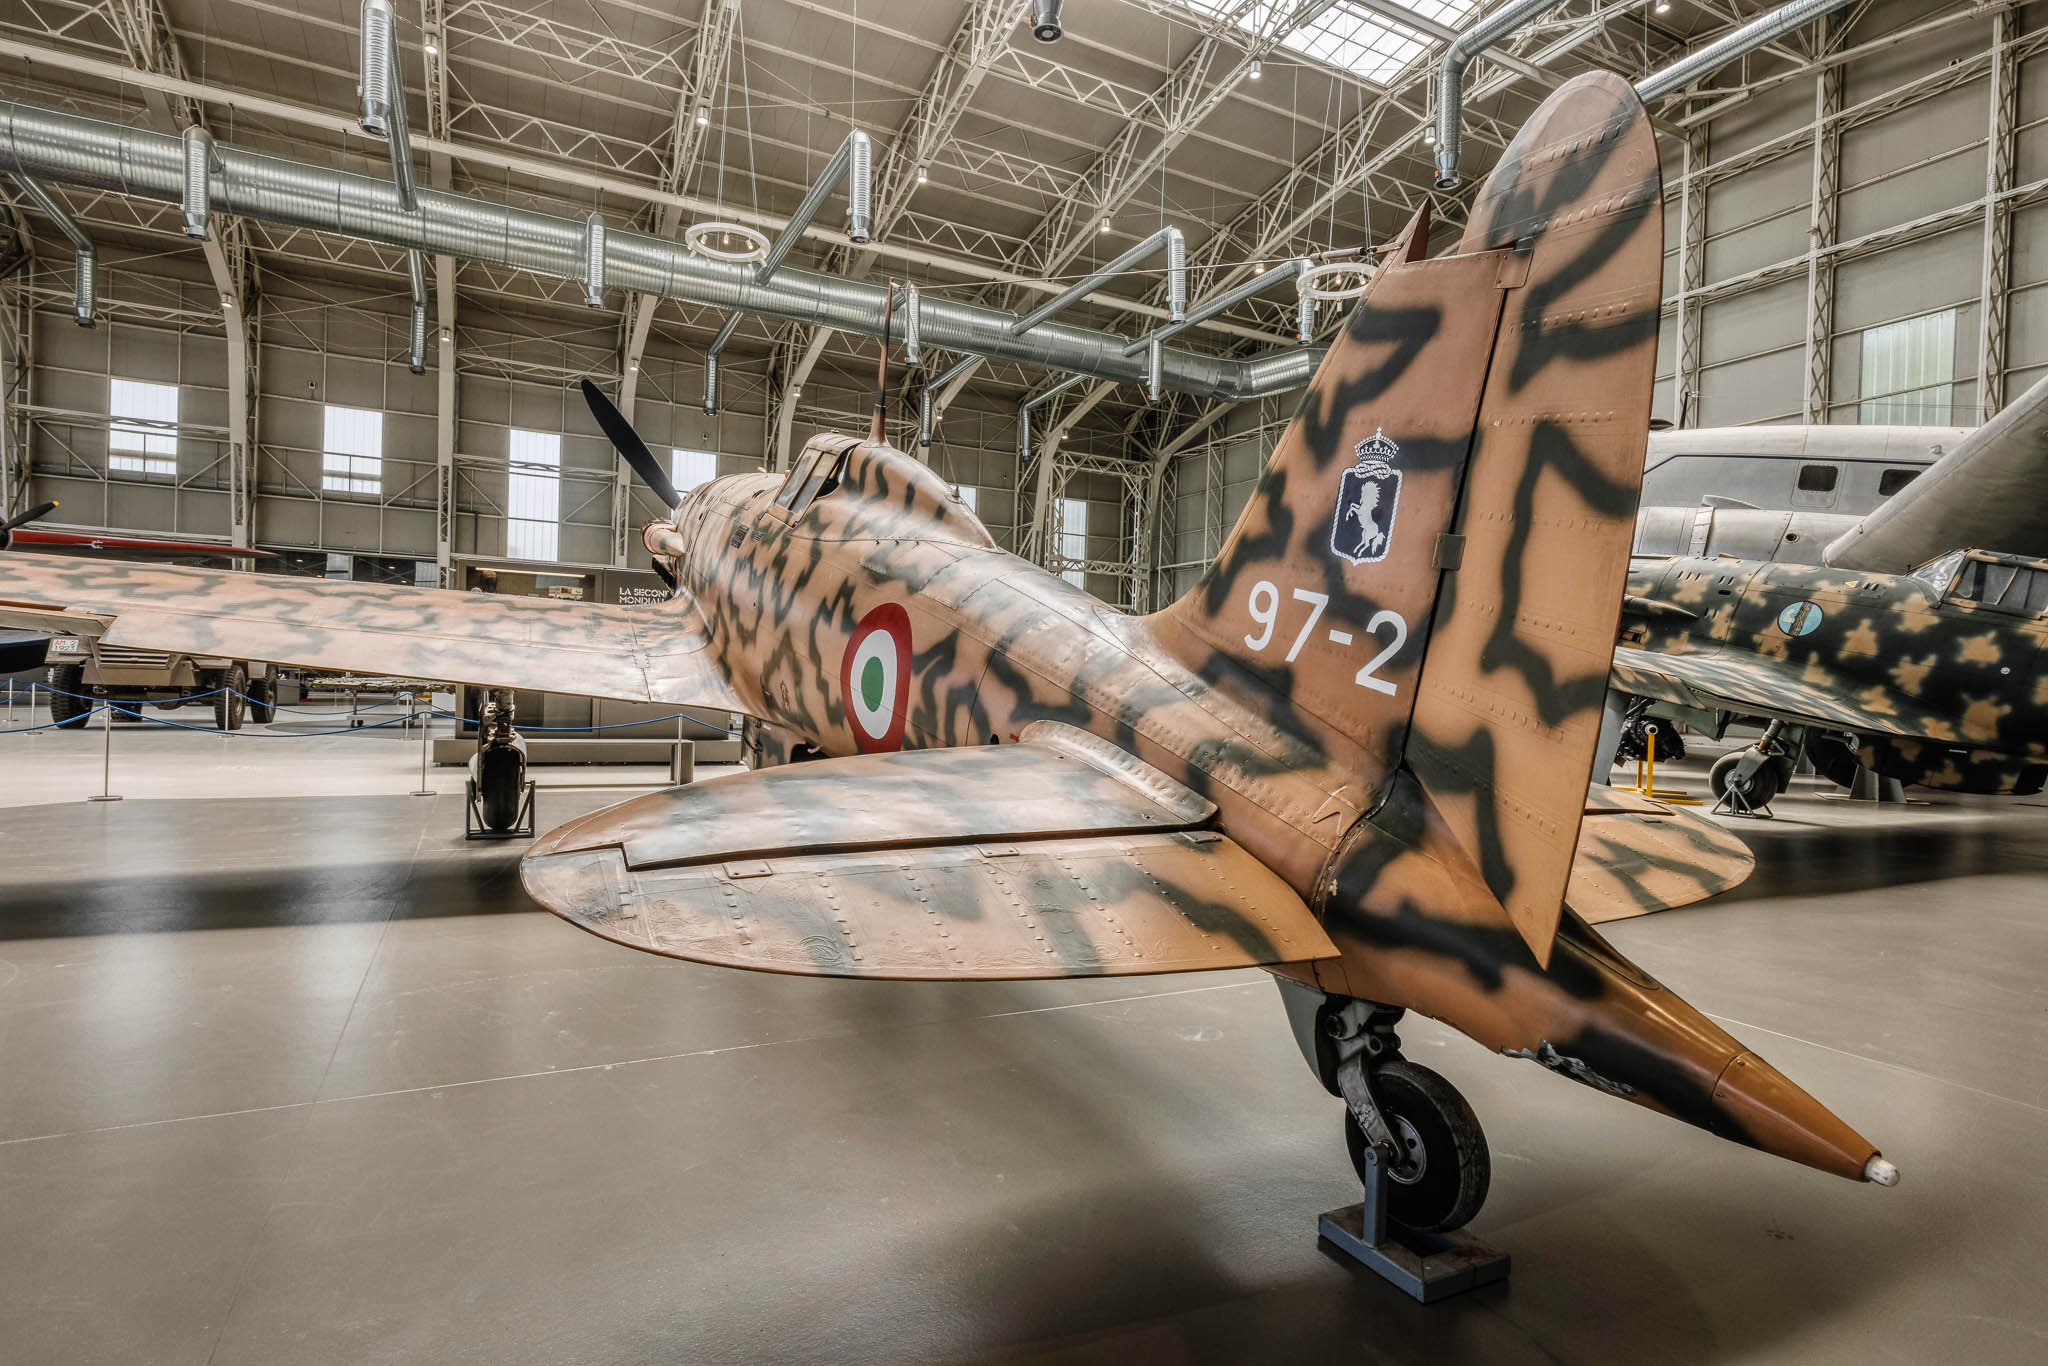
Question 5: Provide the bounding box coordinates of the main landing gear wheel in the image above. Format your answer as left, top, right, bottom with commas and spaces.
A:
1710, 749, 1782, 812
245, 675, 277, 724
45, 664, 91, 728
1344, 1059, 1491, 1234
211, 665, 247, 731
475, 744, 525, 832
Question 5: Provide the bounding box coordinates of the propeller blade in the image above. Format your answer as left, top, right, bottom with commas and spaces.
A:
580, 378, 680, 509
1, 500, 59, 536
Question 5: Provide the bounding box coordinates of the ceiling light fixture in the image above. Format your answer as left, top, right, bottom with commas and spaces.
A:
1250, 58, 1262, 79
917, 165, 929, 184
1654, 0, 1670, 10
695, 106, 710, 127
424, 42, 438, 56
1100, 216, 1111, 233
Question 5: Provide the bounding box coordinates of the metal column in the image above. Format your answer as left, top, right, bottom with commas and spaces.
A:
1979, 6, 2017, 421
1802, 59, 1841, 424
1673, 126, 1707, 427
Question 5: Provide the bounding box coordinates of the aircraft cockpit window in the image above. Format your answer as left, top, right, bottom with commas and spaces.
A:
1796, 464, 1839, 493
1912, 551, 1964, 594
773, 446, 848, 516
1878, 468, 1918, 497
1950, 559, 2048, 614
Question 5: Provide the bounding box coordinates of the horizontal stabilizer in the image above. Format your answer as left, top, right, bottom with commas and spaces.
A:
521, 727, 1339, 979
1566, 785, 1753, 924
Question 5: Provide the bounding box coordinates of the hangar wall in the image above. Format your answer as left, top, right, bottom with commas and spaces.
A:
2, 241, 1086, 581
1159, 2, 2044, 605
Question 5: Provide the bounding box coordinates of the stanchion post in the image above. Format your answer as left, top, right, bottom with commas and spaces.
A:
412, 691, 434, 797
87, 703, 123, 802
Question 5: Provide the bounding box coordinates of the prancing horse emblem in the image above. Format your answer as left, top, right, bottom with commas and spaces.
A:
1332, 428, 1402, 565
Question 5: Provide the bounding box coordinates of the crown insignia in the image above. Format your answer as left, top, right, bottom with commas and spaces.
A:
1354, 427, 1398, 465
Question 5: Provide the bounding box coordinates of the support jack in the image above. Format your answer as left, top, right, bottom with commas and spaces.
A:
464, 777, 535, 839
1319, 1147, 1510, 1303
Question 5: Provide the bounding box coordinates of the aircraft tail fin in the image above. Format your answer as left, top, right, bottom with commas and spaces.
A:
1147, 72, 1664, 964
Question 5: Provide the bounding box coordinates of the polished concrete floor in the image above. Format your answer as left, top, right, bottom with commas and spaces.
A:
3, 709, 2047, 1364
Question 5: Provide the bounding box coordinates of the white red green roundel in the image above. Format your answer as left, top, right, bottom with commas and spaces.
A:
840, 602, 913, 752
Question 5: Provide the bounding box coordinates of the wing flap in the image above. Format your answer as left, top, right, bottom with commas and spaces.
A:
0, 551, 744, 707
523, 831, 1336, 980
1566, 785, 1753, 924
520, 734, 1336, 979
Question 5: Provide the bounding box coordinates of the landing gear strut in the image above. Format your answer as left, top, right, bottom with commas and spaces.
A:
1278, 982, 1509, 1300
1710, 721, 1801, 817
465, 688, 535, 838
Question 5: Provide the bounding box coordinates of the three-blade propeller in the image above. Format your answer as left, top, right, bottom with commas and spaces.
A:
580, 379, 681, 510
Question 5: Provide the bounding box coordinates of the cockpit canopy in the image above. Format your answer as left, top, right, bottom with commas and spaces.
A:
773, 433, 994, 547
1912, 548, 2048, 614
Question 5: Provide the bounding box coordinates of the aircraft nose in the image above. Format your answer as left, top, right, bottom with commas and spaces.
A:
1711, 1049, 1890, 1184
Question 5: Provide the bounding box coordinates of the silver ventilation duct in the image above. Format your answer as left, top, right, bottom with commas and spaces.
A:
703, 352, 720, 416
583, 212, 605, 307
180, 124, 211, 238
1433, 0, 1564, 191
1146, 339, 1163, 403
357, 0, 417, 212
405, 248, 428, 374
1123, 258, 1308, 357
1031, 0, 1064, 44
0, 100, 1321, 401
902, 283, 921, 365
1636, 0, 1861, 101
1011, 226, 1187, 337
11, 172, 95, 326
703, 128, 878, 412
918, 385, 933, 451
1296, 292, 1316, 344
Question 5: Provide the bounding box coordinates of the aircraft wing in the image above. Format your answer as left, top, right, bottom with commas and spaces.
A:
1611, 643, 1924, 737
520, 723, 1340, 980
0, 550, 746, 708
1566, 784, 1752, 924
1826, 369, 2048, 572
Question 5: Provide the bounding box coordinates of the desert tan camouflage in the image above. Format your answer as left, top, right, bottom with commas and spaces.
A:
0, 74, 1894, 1225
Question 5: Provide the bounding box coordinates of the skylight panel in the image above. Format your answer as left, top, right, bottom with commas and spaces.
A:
1165, 0, 1475, 87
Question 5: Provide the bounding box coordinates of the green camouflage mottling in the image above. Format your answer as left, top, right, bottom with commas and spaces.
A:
1620, 550, 2048, 794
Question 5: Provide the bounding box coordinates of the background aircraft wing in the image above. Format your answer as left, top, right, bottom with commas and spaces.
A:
520, 725, 1341, 979
1612, 643, 1926, 737
1826, 369, 2048, 572
1566, 784, 1753, 924
0, 550, 746, 708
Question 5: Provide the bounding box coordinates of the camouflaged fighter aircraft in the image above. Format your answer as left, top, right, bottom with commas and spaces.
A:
0, 74, 1900, 1237
1614, 546, 2048, 809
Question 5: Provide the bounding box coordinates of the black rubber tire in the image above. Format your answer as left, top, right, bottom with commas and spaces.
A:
1710, 750, 1781, 809
45, 664, 91, 729
477, 744, 525, 831
212, 665, 247, 732
246, 675, 276, 724
1344, 1059, 1491, 1234
1806, 733, 1862, 789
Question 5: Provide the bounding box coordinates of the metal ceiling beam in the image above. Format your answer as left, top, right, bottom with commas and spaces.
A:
616, 0, 739, 425
99, 0, 260, 555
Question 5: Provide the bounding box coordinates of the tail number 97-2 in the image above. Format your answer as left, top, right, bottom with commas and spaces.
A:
1242, 579, 1407, 695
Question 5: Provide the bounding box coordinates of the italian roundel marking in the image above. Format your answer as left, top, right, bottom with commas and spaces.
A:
1776, 600, 1824, 637
841, 602, 913, 752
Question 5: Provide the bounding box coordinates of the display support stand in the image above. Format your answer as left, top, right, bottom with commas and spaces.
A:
411, 693, 434, 797
1318, 1146, 1509, 1303
87, 703, 123, 802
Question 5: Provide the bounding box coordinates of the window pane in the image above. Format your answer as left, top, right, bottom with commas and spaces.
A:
109, 378, 179, 476
952, 485, 978, 513
322, 404, 384, 495
1860, 310, 1955, 424
1878, 468, 1918, 497
1059, 497, 1087, 588
1796, 464, 1838, 492
671, 448, 718, 492
507, 429, 562, 561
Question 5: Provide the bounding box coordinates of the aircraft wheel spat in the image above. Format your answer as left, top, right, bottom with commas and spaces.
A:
841, 602, 912, 752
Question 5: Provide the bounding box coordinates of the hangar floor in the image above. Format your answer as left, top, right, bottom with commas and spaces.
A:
3, 713, 2046, 1365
